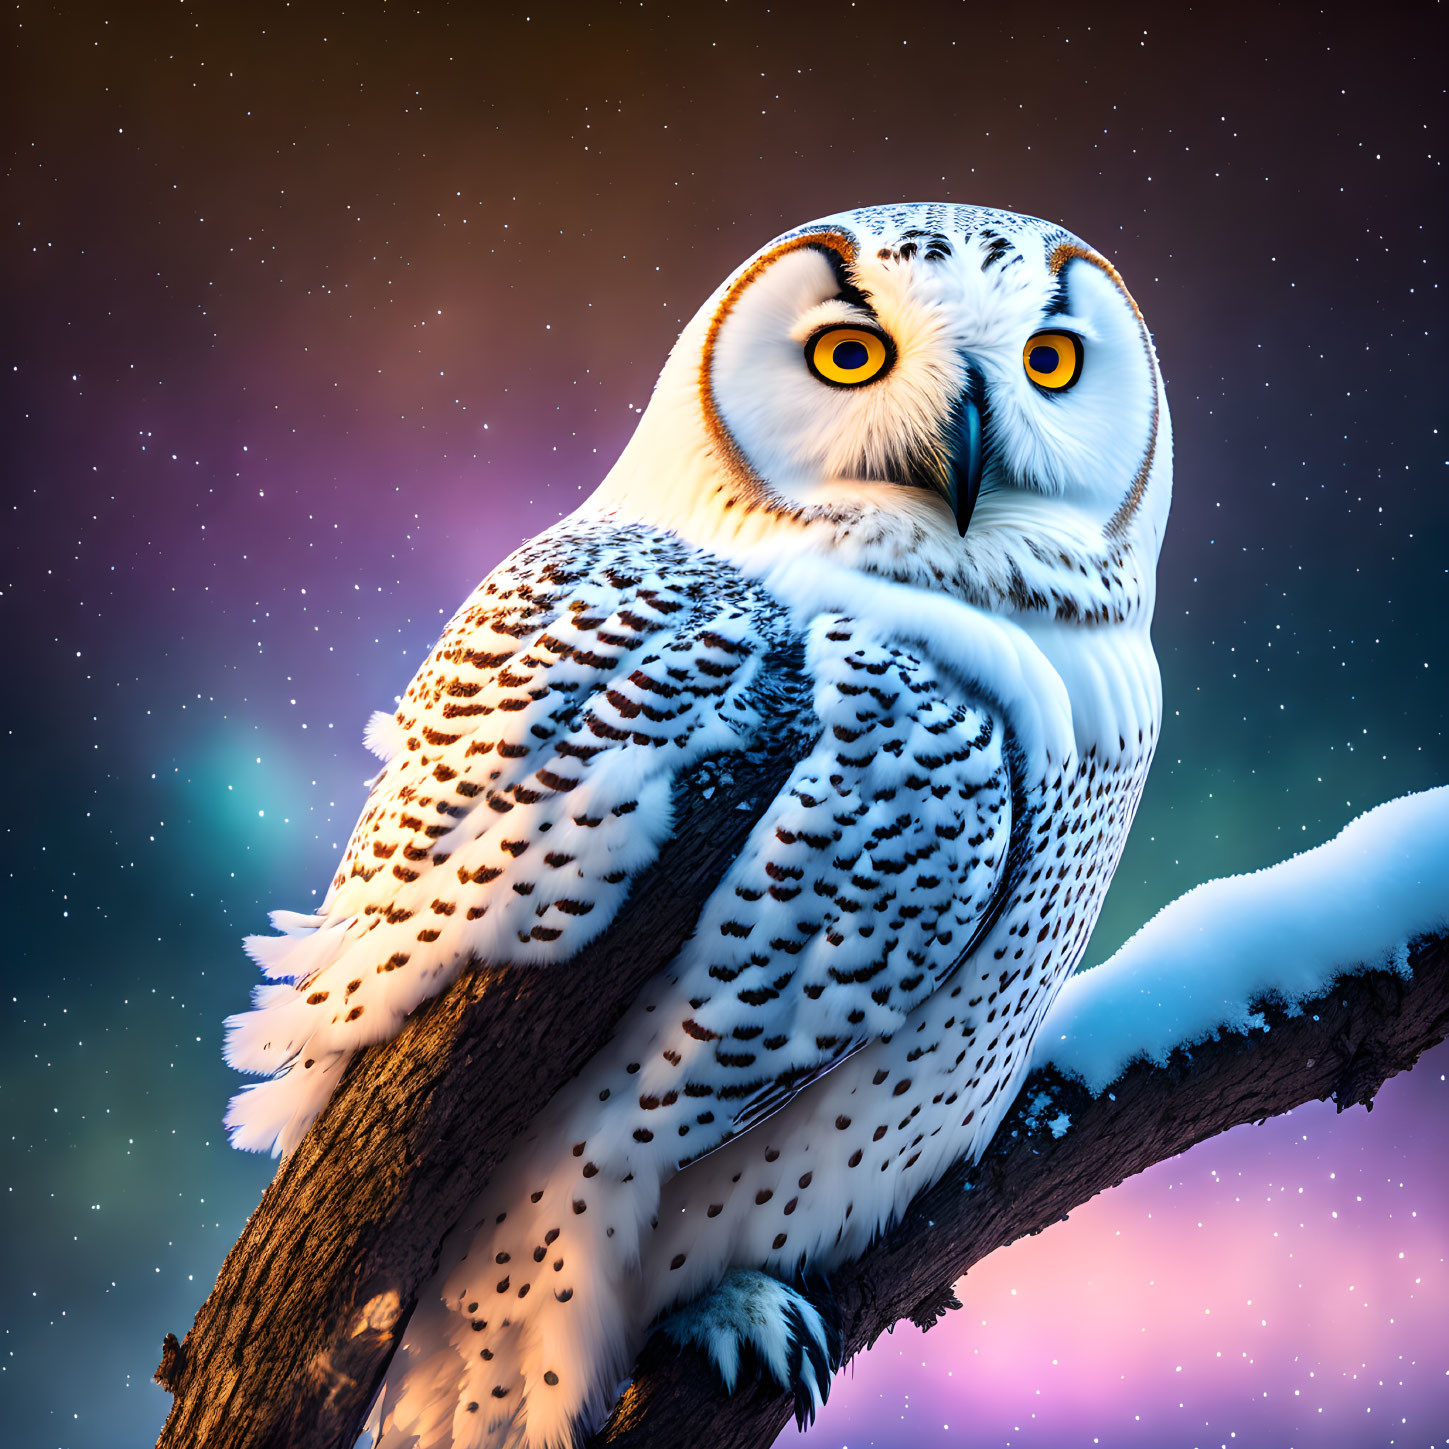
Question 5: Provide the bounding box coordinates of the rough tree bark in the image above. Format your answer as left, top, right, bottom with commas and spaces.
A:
155, 807, 1448, 1449
593, 931, 1448, 1449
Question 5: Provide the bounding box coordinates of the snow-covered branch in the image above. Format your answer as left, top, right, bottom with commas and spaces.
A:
1039, 787, 1449, 1092
591, 789, 1449, 1449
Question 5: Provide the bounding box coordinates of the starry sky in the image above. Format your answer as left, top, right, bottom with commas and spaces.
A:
4, 4, 1446, 1447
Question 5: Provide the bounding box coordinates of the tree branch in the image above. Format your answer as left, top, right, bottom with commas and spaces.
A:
592, 932, 1449, 1449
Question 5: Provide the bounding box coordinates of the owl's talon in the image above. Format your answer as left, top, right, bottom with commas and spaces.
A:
661, 1269, 842, 1428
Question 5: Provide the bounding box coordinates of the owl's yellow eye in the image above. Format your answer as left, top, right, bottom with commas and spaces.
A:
1023, 331, 1083, 391
806, 325, 893, 387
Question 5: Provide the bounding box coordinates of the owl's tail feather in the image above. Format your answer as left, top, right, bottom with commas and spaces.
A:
371, 1294, 533, 1449
223, 982, 325, 1074
224, 907, 468, 1155
242, 913, 347, 981
448, 1316, 531, 1449
369, 1324, 476, 1449
227, 914, 357, 1079
370, 1120, 660, 1449
223, 1050, 348, 1157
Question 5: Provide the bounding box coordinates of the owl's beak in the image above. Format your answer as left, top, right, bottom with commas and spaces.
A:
942, 389, 984, 536
918, 384, 983, 536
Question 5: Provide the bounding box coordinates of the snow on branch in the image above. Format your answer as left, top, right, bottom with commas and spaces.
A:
1039, 786, 1449, 1094
592, 789, 1449, 1449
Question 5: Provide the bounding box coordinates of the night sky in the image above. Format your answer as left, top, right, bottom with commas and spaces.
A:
5, 4, 1447, 1447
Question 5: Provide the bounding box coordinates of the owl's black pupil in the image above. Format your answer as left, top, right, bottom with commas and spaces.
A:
832, 339, 870, 371
1029, 345, 1060, 374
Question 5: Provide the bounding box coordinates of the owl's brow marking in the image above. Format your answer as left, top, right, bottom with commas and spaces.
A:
1047, 242, 1159, 538
876, 228, 955, 265
976, 228, 1016, 272
819, 248, 875, 312
699, 229, 861, 508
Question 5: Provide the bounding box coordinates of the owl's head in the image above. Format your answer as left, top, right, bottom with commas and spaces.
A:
595, 204, 1171, 623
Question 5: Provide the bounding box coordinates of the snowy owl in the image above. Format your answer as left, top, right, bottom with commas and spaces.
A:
224, 203, 1170, 1448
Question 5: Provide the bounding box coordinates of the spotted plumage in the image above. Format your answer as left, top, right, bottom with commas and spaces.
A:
224, 202, 1172, 1449
225, 526, 791, 1155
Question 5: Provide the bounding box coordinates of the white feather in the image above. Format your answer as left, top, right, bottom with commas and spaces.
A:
363, 708, 408, 763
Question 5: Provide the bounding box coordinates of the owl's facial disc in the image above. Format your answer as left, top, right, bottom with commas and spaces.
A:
700, 216, 1159, 543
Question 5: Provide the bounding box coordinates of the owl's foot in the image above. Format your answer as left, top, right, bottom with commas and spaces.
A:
661, 1269, 843, 1428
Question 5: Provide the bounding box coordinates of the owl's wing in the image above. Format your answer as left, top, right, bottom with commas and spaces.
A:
224, 517, 800, 1156
638, 612, 1016, 1159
